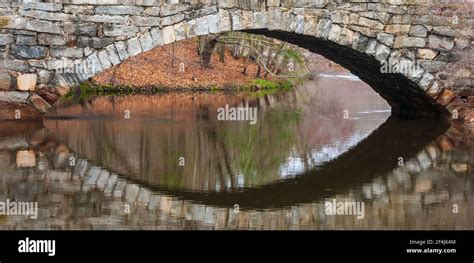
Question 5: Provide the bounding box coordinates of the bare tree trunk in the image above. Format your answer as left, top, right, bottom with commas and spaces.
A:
109, 63, 122, 85
256, 65, 261, 78
218, 44, 225, 63
200, 34, 221, 68
171, 42, 176, 68
242, 57, 249, 75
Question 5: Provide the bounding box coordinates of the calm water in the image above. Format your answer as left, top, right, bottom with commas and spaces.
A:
0, 75, 472, 230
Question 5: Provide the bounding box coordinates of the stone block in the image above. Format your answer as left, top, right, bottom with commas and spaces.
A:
150, 27, 164, 46
357, 17, 384, 30
376, 32, 394, 46
162, 26, 176, 45
219, 9, 232, 32
365, 39, 378, 55
0, 34, 14, 46
394, 36, 425, 48
37, 70, 53, 84
208, 14, 221, 33
191, 16, 209, 36
38, 33, 66, 46
105, 44, 121, 65
11, 45, 46, 59
64, 5, 95, 15
16, 35, 37, 46
419, 72, 435, 90
339, 28, 355, 46
95, 6, 144, 15
126, 37, 142, 57
0, 72, 14, 90
352, 33, 369, 52
103, 24, 139, 38
97, 50, 112, 70
64, 22, 98, 37
78, 37, 115, 49
114, 41, 129, 61
24, 3, 63, 12
85, 53, 103, 75
428, 35, 454, 51
417, 49, 437, 60
131, 16, 161, 27
174, 22, 187, 41
16, 150, 36, 168
375, 43, 391, 62
27, 93, 51, 114
315, 18, 331, 39
19, 10, 75, 22
0, 91, 29, 103
144, 7, 161, 16
385, 24, 410, 35
78, 14, 128, 24
432, 26, 457, 37
409, 25, 427, 37
25, 19, 62, 34
3, 59, 30, 72
36, 87, 59, 104
160, 4, 189, 16
161, 13, 185, 26
139, 32, 153, 52
16, 73, 37, 91
295, 15, 305, 34
328, 24, 342, 42
50, 48, 84, 58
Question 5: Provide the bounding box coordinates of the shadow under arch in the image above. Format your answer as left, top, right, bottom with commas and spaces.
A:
111, 116, 449, 210
241, 29, 450, 119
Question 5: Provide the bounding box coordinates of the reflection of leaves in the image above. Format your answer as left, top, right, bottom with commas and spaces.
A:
63, 82, 166, 103
101, 126, 135, 176
217, 107, 301, 187
241, 130, 255, 178
165, 172, 183, 188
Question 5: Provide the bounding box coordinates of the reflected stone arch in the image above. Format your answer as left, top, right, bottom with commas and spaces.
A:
1, 117, 467, 229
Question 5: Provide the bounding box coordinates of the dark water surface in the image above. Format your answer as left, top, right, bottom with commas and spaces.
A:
0, 75, 472, 230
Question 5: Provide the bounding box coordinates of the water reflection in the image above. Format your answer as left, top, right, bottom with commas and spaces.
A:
45, 77, 391, 191
0, 76, 472, 230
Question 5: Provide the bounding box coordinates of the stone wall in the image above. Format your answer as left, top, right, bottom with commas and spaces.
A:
0, 0, 472, 123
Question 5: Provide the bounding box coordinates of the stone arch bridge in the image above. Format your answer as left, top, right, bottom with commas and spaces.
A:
0, 0, 472, 123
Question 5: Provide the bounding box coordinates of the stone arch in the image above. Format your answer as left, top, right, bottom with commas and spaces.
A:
1, 1, 470, 121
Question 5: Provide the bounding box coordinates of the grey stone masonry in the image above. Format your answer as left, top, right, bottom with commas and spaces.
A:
0, 0, 471, 121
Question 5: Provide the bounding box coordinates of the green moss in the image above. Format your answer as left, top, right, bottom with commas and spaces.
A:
63, 82, 167, 102
284, 48, 305, 65
251, 88, 280, 97
61, 78, 296, 102
243, 79, 294, 91
210, 85, 223, 93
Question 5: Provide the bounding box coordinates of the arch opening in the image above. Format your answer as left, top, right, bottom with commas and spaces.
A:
245, 29, 450, 119
64, 29, 451, 120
